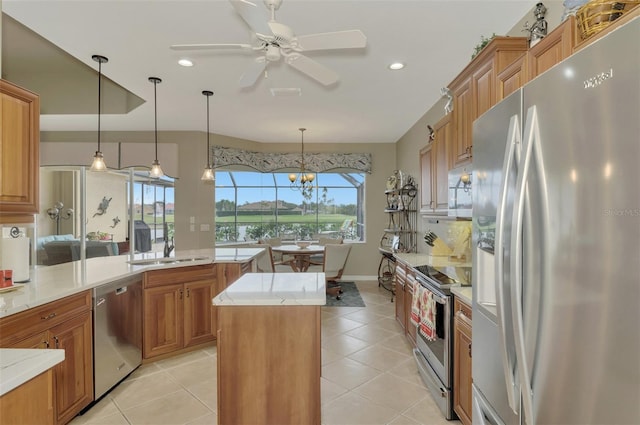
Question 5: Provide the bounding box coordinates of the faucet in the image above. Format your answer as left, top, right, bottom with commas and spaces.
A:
163, 237, 174, 258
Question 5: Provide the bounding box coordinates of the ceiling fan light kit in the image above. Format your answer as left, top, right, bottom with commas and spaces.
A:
170, 0, 367, 88
90, 54, 108, 172
149, 76, 164, 179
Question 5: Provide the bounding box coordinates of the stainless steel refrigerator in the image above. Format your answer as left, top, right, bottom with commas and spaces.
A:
472, 15, 640, 425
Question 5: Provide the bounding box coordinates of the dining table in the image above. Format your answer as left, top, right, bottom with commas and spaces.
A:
271, 244, 325, 272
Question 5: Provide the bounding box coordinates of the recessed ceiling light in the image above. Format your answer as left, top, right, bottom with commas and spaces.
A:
388, 62, 405, 70
178, 59, 194, 67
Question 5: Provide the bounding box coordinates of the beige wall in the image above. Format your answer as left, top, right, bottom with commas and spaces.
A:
40, 131, 395, 277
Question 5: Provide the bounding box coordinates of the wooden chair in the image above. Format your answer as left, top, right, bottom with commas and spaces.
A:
322, 244, 352, 300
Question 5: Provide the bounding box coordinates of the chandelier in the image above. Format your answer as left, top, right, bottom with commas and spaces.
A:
288, 128, 315, 193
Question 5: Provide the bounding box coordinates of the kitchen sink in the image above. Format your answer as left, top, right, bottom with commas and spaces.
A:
128, 256, 210, 266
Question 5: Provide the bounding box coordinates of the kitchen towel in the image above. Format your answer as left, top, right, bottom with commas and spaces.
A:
419, 287, 437, 341
0, 237, 30, 282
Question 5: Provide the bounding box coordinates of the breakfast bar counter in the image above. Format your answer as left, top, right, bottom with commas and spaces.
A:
213, 273, 325, 425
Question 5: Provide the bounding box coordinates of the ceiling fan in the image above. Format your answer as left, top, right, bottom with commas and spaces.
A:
170, 0, 367, 88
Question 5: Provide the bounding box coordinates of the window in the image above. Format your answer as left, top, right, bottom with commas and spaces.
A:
132, 177, 175, 244
215, 171, 365, 243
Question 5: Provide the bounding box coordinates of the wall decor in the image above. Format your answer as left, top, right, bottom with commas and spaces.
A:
93, 196, 112, 217
110, 216, 121, 228
212, 146, 372, 174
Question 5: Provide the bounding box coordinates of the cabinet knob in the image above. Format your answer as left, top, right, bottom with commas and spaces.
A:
179, 289, 184, 300
53, 336, 60, 349
468, 342, 472, 358
40, 312, 56, 320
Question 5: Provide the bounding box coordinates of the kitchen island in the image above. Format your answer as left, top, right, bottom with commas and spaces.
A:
213, 273, 325, 425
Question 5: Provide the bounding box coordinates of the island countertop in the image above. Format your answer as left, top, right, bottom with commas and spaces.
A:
0, 247, 265, 319
0, 348, 65, 396
213, 272, 326, 306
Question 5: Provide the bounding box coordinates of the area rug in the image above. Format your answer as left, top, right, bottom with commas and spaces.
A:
325, 281, 366, 307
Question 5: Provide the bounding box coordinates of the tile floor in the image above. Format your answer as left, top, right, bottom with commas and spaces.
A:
70, 280, 460, 425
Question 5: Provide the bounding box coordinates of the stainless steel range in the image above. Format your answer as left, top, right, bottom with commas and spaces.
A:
411, 264, 470, 420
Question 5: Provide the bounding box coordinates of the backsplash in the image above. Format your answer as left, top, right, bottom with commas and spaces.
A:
420, 216, 472, 261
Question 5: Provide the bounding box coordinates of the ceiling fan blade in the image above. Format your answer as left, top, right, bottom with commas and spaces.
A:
229, 0, 273, 37
285, 53, 338, 86
239, 57, 267, 88
170, 43, 253, 51
295, 30, 366, 52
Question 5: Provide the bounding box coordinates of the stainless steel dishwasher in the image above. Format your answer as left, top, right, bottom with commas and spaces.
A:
93, 275, 142, 399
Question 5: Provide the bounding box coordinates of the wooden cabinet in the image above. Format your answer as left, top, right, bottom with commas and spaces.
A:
0, 291, 93, 425
453, 297, 473, 425
527, 16, 576, 81
448, 37, 528, 168
217, 304, 321, 424
420, 114, 451, 214
394, 262, 407, 330
404, 270, 417, 347
0, 369, 55, 425
497, 54, 527, 101
143, 264, 219, 360
0, 79, 40, 223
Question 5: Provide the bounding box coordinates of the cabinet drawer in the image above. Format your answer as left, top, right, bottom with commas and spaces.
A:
0, 291, 91, 347
454, 297, 472, 321
144, 264, 217, 288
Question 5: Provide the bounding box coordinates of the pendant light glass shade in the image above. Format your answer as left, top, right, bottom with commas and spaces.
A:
90, 55, 108, 171
201, 90, 215, 182
149, 77, 164, 178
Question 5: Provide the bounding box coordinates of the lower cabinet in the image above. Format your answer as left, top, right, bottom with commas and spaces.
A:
143, 265, 220, 360
0, 291, 93, 425
453, 296, 473, 425
394, 263, 407, 330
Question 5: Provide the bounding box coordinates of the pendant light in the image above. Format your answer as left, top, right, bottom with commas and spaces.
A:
148, 77, 164, 178
90, 55, 108, 171
201, 90, 215, 182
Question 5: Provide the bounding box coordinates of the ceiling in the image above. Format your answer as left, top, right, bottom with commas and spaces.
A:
1, 0, 533, 145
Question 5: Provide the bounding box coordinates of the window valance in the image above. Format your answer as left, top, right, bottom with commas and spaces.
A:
212, 146, 371, 174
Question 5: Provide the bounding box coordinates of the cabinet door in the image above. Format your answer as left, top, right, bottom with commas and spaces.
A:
0, 80, 39, 222
144, 284, 184, 359
7, 330, 51, 349
432, 114, 451, 212
405, 273, 417, 347
497, 55, 527, 101
527, 17, 575, 80
451, 78, 473, 167
453, 308, 473, 425
184, 280, 216, 348
419, 144, 433, 212
49, 312, 93, 425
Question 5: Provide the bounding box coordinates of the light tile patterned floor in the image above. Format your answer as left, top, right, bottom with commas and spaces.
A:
70, 281, 459, 425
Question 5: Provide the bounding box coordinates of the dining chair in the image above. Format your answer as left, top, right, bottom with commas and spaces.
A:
322, 244, 352, 300
309, 236, 343, 266
255, 245, 275, 273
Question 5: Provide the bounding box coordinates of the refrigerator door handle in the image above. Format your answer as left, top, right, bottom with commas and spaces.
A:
494, 114, 521, 414
511, 105, 544, 425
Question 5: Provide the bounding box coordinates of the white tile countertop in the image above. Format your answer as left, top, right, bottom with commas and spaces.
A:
213, 273, 326, 306
0, 348, 65, 396
0, 247, 265, 319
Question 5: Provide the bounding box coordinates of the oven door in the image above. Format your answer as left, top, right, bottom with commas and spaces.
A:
415, 281, 451, 388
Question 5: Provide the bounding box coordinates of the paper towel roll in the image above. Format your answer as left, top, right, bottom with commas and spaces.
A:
0, 237, 30, 282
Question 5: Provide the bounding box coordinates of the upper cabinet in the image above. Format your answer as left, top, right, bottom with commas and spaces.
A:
527, 16, 576, 81
420, 115, 451, 214
448, 37, 528, 168
0, 79, 40, 223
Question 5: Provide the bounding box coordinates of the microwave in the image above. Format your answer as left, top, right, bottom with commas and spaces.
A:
448, 165, 472, 218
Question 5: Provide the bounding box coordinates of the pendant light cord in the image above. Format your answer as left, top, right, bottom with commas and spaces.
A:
153, 80, 158, 161
97, 60, 102, 153
206, 94, 211, 168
